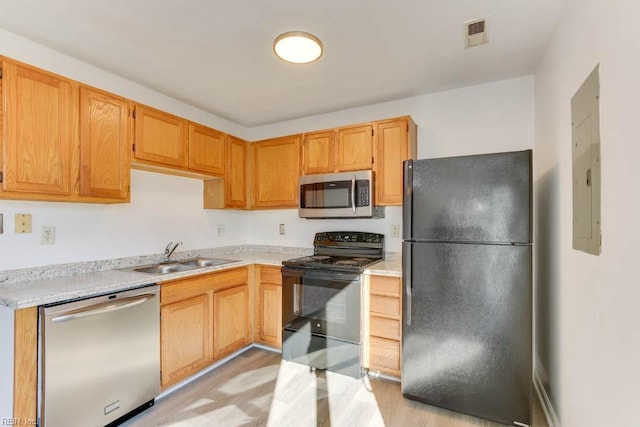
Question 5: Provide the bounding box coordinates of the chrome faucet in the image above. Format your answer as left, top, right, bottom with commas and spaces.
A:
164, 241, 183, 261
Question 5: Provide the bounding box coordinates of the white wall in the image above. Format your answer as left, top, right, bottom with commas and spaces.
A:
247, 76, 535, 253
0, 171, 249, 270
248, 76, 535, 161
534, 0, 640, 425
0, 27, 534, 269
0, 29, 252, 270
0, 28, 246, 138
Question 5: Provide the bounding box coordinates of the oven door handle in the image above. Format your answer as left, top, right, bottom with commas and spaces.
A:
302, 270, 360, 283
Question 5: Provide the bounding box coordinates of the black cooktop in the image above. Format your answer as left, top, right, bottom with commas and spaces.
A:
283, 231, 384, 272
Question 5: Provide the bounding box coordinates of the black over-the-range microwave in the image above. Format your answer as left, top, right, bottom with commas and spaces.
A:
298, 170, 384, 219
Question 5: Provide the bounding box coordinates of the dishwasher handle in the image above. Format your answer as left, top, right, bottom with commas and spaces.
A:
51, 293, 156, 323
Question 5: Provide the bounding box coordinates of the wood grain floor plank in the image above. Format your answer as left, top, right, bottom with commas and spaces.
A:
123, 348, 549, 427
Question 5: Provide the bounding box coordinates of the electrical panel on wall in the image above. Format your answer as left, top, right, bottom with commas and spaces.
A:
571, 65, 601, 255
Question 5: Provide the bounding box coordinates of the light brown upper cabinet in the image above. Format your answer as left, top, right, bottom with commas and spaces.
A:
226, 136, 247, 208
302, 130, 335, 175
1, 57, 76, 197
188, 123, 226, 176
79, 86, 132, 201
133, 104, 187, 168
203, 135, 248, 209
252, 135, 301, 208
374, 117, 417, 205
336, 124, 373, 172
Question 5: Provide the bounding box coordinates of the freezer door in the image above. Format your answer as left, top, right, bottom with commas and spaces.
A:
405, 150, 531, 243
402, 242, 531, 425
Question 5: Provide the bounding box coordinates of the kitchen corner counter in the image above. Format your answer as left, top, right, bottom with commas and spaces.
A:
364, 259, 402, 277
0, 247, 310, 309
0, 247, 402, 309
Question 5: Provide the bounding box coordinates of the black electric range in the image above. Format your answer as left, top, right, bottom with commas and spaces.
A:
281, 231, 384, 378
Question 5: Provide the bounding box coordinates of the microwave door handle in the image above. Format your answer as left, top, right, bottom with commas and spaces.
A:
351, 175, 356, 214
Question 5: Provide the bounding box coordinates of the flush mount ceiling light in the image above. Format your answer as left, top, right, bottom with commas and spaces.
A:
273, 31, 323, 64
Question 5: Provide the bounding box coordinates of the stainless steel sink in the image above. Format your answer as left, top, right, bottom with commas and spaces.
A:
126, 257, 236, 275
133, 263, 198, 274
178, 257, 235, 267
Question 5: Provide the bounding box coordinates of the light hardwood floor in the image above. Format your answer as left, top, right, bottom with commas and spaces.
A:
123, 348, 548, 427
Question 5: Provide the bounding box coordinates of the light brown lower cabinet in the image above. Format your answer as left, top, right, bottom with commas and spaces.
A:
255, 265, 282, 348
213, 284, 250, 358
160, 266, 249, 388
366, 275, 403, 378
160, 295, 211, 386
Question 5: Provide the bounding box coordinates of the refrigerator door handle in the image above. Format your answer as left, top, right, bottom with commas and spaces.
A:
403, 242, 412, 326
403, 160, 413, 240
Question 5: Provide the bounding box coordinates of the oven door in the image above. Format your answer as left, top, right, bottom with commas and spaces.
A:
282, 267, 361, 343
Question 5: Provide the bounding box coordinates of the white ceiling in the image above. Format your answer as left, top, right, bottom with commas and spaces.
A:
0, 0, 563, 127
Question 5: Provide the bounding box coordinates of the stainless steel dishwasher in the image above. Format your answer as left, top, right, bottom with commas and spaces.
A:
39, 285, 160, 427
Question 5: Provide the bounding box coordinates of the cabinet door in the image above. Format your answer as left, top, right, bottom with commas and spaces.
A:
258, 283, 282, 348
367, 275, 402, 377
213, 284, 249, 358
303, 130, 335, 175
79, 86, 131, 200
226, 136, 247, 208
1, 59, 75, 195
188, 123, 226, 175
161, 294, 211, 387
375, 118, 415, 205
336, 124, 373, 171
252, 135, 300, 208
133, 105, 187, 168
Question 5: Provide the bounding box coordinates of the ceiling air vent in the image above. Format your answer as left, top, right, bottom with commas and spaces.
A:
465, 18, 488, 48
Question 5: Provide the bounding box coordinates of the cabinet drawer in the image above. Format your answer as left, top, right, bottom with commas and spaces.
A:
161, 267, 248, 305
370, 337, 400, 372
259, 266, 282, 285
370, 276, 401, 297
370, 316, 401, 340
214, 267, 249, 288
370, 295, 400, 317
161, 274, 213, 305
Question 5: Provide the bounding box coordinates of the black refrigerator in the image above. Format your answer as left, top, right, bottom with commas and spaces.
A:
402, 150, 532, 426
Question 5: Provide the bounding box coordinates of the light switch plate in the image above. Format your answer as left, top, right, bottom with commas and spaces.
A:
15, 214, 32, 233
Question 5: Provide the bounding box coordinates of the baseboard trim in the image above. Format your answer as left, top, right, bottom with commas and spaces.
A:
533, 369, 560, 427
157, 344, 255, 399
252, 342, 282, 353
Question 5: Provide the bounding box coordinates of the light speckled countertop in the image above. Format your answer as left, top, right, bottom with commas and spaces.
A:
0, 246, 401, 309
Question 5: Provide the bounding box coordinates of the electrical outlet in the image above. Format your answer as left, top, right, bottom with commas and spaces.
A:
217, 224, 225, 236
41, 226, 55, 245
279, 224, 286, 235
391, 224, 400, 238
